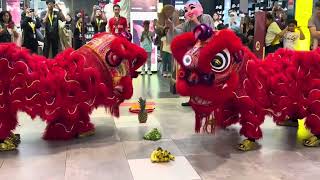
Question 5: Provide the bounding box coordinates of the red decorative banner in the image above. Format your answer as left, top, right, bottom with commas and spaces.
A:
253, 11, 267, 59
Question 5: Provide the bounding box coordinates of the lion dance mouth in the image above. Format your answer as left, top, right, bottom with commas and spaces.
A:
190, 96, 213, 106
189, 96, 216, 133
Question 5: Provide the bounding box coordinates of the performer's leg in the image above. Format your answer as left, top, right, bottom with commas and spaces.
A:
240, 116, 263, 140
304, 114, 320, 147
0, 113, 19, 151
77, 110, 95, 138
43, 115, 77, 140
238, 110, 264, 151
303, 93, 320, 147
232, 95, 263, 151
43, 111, 95, 140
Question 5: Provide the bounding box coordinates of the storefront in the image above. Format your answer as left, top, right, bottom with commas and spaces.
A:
0, 0, 317, 65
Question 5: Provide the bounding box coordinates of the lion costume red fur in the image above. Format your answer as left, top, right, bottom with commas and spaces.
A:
0, 33, 147, 151
171, 24, 320, 151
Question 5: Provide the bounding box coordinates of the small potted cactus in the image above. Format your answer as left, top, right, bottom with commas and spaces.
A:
138, 97, 148, 123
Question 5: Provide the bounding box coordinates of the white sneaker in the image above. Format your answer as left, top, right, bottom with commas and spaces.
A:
141, 71, 145, 75
148, 70, 152, 75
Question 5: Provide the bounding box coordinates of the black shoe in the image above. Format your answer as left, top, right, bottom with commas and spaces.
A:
277, 118, 298, 127
181, 102, 190, 106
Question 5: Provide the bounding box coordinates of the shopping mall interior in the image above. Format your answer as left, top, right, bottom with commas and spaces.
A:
0, 0, 320, 179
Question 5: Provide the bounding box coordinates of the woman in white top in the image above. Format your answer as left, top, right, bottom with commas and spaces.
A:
140, 20, 153, 75
161, 27, 172, 77
0, 11, 19, 43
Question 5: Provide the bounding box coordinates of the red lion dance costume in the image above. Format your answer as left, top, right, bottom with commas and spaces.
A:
0, 32, 147, 151
171, 24, 320, 151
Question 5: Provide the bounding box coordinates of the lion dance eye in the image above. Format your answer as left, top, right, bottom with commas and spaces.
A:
211, 49, 230, 73
183, 55, 192, 67
105, 51, 122, 67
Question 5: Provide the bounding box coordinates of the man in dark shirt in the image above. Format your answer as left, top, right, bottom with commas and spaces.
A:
91, 5, 108, 34
42, 0, 65, 58
21, 8, 41, 54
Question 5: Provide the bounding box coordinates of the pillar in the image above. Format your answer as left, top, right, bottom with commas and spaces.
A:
1, 0, 7, 11
223, 0, 231, 23
240, 0, 248, 13
295, 0, 313, 50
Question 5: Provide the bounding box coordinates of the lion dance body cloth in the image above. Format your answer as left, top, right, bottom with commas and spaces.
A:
0, 33, 147, 151
171, 24, 320, 151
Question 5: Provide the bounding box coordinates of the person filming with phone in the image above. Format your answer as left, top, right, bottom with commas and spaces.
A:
21, 8, 41, 54
0, 11, 19, 43
91, 5, 107, 34
42, 0, 65, 58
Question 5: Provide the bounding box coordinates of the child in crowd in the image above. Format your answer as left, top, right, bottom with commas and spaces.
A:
140, 20, 153, 75
161, 27, 172, 77
283, 19, 305, 50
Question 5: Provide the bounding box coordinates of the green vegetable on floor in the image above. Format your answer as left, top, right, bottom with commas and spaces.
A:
143, 128, 162, 141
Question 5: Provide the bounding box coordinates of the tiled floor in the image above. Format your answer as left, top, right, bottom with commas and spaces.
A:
1, 74, 320, 180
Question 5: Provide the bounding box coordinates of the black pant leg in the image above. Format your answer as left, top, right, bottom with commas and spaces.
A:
43, 37, 50, 58
51, 37, 59, 58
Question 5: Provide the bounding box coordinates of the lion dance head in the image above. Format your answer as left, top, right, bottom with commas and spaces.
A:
171, 24, 256, 132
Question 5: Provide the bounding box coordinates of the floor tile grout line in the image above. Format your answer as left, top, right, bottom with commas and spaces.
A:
112, 114, 135, 179
119, 138, 172, 143
64, 146, 69, 180
182, 154, 203, 180
120, 138, 136, 180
